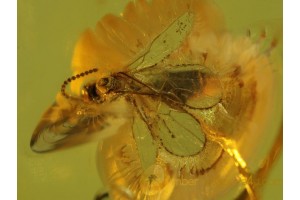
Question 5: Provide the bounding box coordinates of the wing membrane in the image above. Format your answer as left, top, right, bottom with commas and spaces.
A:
128, 12, 194, 71
156, 103, 205, 156
132, 109, 158, 170
132, 96, 205, 157
130, 94, 225, 179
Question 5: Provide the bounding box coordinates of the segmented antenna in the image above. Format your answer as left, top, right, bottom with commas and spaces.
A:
61, 68, 98, 99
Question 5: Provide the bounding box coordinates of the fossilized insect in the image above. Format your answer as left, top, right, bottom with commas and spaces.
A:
31, 0, 282, 199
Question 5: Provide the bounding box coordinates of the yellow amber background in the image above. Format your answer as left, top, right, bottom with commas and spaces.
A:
18, 0, 282, 199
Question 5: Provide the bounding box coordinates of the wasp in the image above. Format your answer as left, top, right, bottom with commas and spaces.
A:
31, 0, 282, 199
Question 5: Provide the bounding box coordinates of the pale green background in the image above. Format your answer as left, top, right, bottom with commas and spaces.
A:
18, 0, 282, 200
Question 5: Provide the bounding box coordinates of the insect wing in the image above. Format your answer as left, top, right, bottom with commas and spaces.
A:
132, 96, 205, 157
128, 12, 194, 71
156, 103, 206, 157
132, 107, 158, 172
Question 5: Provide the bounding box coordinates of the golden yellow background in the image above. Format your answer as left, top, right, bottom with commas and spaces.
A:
18, 0, 282, 199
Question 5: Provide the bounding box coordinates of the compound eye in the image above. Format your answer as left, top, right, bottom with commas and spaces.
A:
81, 83, 102, 103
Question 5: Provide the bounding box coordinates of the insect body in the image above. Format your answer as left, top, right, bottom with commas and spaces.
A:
31, 0, 282, 199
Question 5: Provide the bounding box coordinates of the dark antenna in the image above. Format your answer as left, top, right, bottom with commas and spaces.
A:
61, 68, 98, 99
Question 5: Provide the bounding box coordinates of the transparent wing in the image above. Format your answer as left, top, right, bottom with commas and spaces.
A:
131, 64, 222, 109
30, 95, 109, 152
131, 108, 158, 172
156, 103, 206, 157
130, 95, 223, 171
131, 95, 205, 157
127, 12, 194, 71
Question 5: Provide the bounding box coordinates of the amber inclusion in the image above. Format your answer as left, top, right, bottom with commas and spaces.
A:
31, 0, 282, 199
